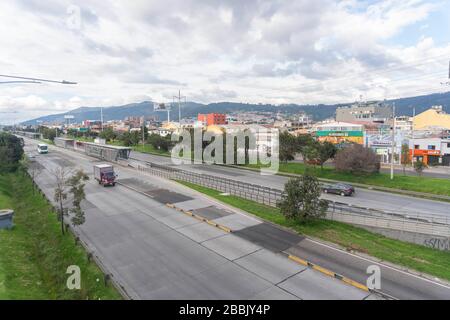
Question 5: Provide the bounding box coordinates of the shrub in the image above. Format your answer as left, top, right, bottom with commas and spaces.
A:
335, 144, 380, 174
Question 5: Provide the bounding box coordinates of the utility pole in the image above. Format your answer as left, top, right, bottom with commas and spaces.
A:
411, 107, 415, 164
390, 102, 396, 180
100, 107, 104, 132
142, 117, 145, 149
173, 90, 186, 124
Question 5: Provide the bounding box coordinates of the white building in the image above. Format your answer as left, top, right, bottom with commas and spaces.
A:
409, 137, 450, 166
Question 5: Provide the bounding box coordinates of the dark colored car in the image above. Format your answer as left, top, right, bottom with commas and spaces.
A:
322, 183, 355, 196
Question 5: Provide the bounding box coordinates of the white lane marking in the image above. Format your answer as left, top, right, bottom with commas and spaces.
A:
26, 138, 450, 291
305, 237, 450, 290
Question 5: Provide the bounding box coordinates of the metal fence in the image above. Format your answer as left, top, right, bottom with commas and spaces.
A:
134, 160, 450, 238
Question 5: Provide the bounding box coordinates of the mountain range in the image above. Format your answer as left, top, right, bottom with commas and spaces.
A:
22, 91, 450, 125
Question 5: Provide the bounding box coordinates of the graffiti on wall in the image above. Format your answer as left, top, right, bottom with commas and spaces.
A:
423, 237, 450, 251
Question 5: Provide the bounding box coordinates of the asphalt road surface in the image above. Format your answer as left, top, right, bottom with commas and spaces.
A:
23, 139, 378, 300
21, 138, 450, 299
129, 152, 450, 219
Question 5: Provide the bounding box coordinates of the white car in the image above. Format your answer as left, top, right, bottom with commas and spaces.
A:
37, 144, 48, 154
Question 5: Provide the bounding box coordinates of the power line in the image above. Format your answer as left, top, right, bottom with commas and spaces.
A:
0, 74, 77, 85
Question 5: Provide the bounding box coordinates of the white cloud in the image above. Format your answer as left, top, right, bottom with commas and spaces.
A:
0, 0, 449, 123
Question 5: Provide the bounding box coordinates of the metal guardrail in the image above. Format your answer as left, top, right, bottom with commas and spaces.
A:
20, 133, 449, 239
225, 164, 450, 202
134, 160, 450, 238
22, 168, 132, 299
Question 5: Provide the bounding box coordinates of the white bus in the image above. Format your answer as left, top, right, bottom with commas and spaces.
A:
37, 144, 48, 154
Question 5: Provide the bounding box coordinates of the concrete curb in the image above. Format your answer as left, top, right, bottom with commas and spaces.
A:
116, 181, 233, 234
287, 254, 395, 298
166, 203, 233, 233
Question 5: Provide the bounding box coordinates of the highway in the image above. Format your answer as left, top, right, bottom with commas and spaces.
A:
23, 138, 378, 300
129, 152, 450, 218
22, 137, 450, 299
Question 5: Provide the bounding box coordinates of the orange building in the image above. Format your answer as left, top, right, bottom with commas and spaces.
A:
409, 138, 443, 165
198, 113, 227, 126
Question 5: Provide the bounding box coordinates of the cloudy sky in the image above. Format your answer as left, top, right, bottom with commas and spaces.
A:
0, 0, 449, 123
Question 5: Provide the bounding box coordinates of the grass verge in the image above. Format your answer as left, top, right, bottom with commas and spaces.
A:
177, 180, 450, 281
0, 171, 122, 300
246, 162, 450, 197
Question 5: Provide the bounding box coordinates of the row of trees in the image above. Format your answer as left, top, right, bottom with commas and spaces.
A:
0, 132, 24, 173
40, 126, 61, 142
73, 127, 174, 152
280, 132, 341, 169
279, 132, 381, 174
0, 132, 89, 234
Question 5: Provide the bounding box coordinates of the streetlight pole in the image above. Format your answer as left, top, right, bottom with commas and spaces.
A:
173, 90, 186, 125
411, 107, 415, 164
101, 107, 104, 132
0, 74, 77, 85
142, 117, 145, 150
390, 102, 396, 180
0, 74, 76, 135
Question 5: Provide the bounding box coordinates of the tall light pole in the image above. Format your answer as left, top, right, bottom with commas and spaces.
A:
390, 102, 396, 180
0, 74, 77, 129
411, 107, 415, 164
101, 107, 104, 132
173, 90, 186, 124
141, 116, 145, 150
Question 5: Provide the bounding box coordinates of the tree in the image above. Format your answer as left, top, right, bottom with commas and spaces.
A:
99, 127, 117, 142
130, 131, 140, 146
316, 141, 337, 169
21, 155, 42, 195
41, 127, 58, 141
0, 132, 24, 173
118, 132, 133, 146
302, 145, 320, 166
414, 160, 427, 176
67, 170, 89, 226
148, 133, 173, 152
400, 143, 410, 176
277, 173, 328, 223
52, 167, 71, 235
28, 160, 42, 195
296, 134, 316, 160
335, 144, 380, 174
279, 131, 297, 163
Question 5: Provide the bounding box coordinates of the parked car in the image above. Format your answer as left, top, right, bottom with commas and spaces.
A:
322, 183, 355, 196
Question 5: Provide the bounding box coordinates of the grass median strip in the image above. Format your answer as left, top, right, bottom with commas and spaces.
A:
177, 180, 450, 282
0, 171, 122, 300
245, 162, 450, 197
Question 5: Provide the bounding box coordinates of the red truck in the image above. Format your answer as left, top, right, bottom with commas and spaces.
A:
93, 164, 117, 187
